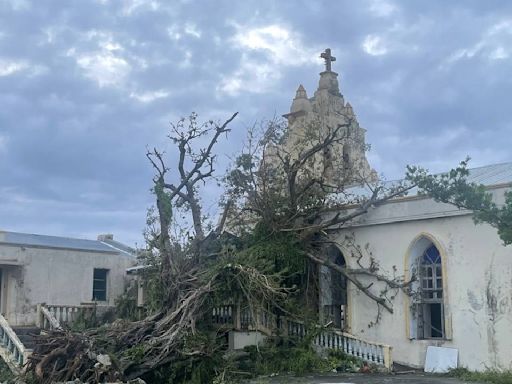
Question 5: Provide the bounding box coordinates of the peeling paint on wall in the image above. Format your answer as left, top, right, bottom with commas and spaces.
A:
467, 290, 483, 311
485, 256, 499, 368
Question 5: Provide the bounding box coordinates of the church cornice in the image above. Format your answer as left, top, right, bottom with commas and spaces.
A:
282, 110, 306, 119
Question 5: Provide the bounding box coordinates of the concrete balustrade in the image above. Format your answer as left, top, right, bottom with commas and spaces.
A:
212, 304, 393, 371
0, 313, 28, 372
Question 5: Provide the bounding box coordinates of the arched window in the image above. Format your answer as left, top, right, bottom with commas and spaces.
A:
420, 245, 443, 301
409, 237, 445, 339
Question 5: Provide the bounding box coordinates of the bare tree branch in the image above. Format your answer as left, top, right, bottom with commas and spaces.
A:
306, 252, 394, 313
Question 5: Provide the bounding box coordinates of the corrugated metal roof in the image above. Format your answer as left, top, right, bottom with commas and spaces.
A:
345, 161, 512, 197
464, 162, 512, 185
0, 231, 130, 254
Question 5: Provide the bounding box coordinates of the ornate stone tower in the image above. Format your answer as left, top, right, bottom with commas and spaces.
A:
281, 49, 376, 187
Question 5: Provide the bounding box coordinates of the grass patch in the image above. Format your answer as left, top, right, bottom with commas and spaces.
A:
0, 358, 15, 383
449, 367, 512, 384
240, 341, 365, 377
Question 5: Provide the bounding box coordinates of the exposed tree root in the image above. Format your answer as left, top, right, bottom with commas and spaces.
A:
25, 263, 285, 383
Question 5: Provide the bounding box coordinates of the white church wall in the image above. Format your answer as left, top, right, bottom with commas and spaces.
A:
0, 244, 134, 326
336, 190, 512, 370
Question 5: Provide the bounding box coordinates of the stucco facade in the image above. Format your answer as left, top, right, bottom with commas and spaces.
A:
279, 49, 512, 371
0, 232, 135, 326
333, 184, 512, 370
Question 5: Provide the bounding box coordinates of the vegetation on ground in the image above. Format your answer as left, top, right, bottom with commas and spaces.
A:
449, 367, 512, 384
0, 358, 14, 383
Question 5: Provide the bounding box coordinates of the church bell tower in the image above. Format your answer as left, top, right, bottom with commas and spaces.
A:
282, 48, 377, 187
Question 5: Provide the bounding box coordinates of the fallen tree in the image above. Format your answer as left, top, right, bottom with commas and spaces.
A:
27, 263, 287, 383
25, 113, 416, 383
24, 113, 264, 383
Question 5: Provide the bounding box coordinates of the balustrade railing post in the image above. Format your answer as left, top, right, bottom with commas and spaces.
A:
36, 303, 42, 328
282, 318, 288, 337
234, 301, 241, 330
383, 345, 392, 370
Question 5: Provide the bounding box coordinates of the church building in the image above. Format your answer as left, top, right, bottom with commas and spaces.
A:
282, 49, 512, 371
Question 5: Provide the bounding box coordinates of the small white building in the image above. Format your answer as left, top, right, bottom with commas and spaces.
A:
0, 231, 135, 326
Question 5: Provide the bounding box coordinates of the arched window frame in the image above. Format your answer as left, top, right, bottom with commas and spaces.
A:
417, 245, 444, 338
405, 234, 450, 340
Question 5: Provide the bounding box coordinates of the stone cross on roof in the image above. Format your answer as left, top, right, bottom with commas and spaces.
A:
320, 48, 336, 72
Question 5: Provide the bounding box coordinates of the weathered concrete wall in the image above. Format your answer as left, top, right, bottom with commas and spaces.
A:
228, 331, 267, 350
0, 245, 134, 325
335, 185, 512, 371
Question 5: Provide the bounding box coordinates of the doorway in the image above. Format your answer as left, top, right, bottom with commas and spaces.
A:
322, 245, 347, 329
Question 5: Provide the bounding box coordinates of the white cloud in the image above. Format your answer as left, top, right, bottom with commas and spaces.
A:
219, 61, 275, 95
167, 27, 181, 41
42, 27, 56, 44
443, 19, 512, 67
167, 23, 202, 41
218, 24, 317, 96
121, 0, 160, 16
0, 59, 28, 76
71, 51, 130, 87
489, 46, 508, 60
2, 0, 30, 11
233, 24, 315, 64
488, 19, 512, 35
362, 34, 388, 56
184, 23, 201, 38
67, 31, 132, 87
130, 89, 170, 103
180, 50, 192, 68
368, 0, 397, 17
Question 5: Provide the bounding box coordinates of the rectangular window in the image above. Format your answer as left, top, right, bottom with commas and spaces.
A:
417, 266, 445, 338
417, 302, 444, 338
92, 269, 108, 301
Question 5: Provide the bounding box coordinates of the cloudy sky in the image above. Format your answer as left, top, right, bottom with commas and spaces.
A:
1, 0, 511, 246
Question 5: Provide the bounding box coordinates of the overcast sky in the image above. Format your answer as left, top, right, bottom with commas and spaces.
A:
1, 0, 511, 246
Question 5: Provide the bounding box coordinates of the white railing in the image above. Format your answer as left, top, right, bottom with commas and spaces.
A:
47, 304, 94, 325
212, 304, 277, 335
37, 303, 97, 329
315, 329, 392, 370
284, 318, 392, 369
37, 304, 62, 331
257, 308, 277, 334
285, 318, 307, 338
0, 314, 28, 371
212, 304, 234, 326
212, 305, 393, 370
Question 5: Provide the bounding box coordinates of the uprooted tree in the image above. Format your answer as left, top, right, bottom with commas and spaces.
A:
25, 113, 283, 383
224, 117, 417, 315
25, 112, 431, 383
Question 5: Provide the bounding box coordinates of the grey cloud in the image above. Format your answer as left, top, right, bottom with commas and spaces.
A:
0, 0, 511, 245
